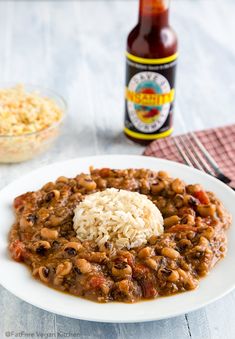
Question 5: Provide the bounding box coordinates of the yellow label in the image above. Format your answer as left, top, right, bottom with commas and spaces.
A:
125, 88, 175, 106
124, 127, 173, 140
126, 52, 178, 65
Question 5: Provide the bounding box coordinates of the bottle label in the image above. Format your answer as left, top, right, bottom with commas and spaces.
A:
124, 52, 177, 140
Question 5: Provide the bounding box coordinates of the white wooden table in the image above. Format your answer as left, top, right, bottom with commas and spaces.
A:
0, 1, 235, 338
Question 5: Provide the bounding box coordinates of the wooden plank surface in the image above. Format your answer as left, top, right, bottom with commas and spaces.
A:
0, 1, 235, 338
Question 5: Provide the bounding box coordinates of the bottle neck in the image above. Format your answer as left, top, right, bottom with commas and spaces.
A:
138, 0, 170, 32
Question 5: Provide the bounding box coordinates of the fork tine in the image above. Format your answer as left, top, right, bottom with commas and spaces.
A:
190, 132, 220, 171
184, 134, 212, 174
190, 132, 231, 184
173, 138, 193, 167
177, 136, 206, 172
173, 133, 233, 189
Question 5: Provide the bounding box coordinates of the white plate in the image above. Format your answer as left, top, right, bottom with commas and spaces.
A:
0, 155, 234, 323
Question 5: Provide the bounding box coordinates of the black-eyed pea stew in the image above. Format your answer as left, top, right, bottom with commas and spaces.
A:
9, 168, 231, 303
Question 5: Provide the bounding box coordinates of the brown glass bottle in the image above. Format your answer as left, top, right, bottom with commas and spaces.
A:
124, 0, 178, 145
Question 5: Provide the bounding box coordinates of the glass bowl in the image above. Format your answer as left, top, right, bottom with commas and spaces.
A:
0, 84, 67, 163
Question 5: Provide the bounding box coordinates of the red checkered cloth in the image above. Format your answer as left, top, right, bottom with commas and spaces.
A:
143, 124, 235, 187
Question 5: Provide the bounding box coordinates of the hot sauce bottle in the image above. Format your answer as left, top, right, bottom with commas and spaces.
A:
124, 0, 178, 145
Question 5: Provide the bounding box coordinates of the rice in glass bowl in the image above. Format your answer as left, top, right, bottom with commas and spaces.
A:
0, 84, 66, 163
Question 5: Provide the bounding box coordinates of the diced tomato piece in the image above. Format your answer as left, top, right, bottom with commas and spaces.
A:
99, 168, 111, 178
89, 275, 106, 289
141, 280, 157, 298
9, 240, 26, 262
133, 263, 150, 278
13, 193, 29, 210
118, 279, 130, 293
194, 190, 210, 205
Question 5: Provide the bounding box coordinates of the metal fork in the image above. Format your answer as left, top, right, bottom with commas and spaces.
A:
173, 132, 235, 190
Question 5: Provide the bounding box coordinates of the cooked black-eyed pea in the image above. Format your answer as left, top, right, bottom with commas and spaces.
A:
138, 247, 153, 259
162, 247, 180, 260
59, 190, 69, 200
37, 208, 50, 221
197, 262, 209, 275
53, 190, 61, 199
32, 265, 38, 276
76, 258, 92, 274
38, 266, 50, 282
40, 227, 58, 240
186, 184, 202, 195
154, 197, 167, 209
140, 179, 150, 194
64, 242, 82, 255
181, 214, 195, 225
187, 231, 196, 240
69, 179, 77, 187
53, 275, 64, 286
158, 171, 170, 179
47, 215, 64, 227
178, 269, 198, 289
96, 177, 107, 189
148, 235, 158, 245
197, 204, 216, 217
202, 226, 214, 240
164, 215, 180, 228
216, 204, 225, 219
205, 248, 213, 259
34, 240, 51, 254
219, 245, 226, 253
179, 207, 196, 218
86, 251, 108, 263
171, 178, 185, 194
77, 176, 97, 191
151, 180, 165, 194
56, 176, 69, 184
112, 262, 132, 278
185, 277, 198, 290
177, 268, 188, 280
179, 260, 190, 271
174, 194, 184, 208
157, 267, 172, 280
199, 236, 209, 247
45, 189, 60, 202
167, 269, 179, 282
163, 203, 177, 217
56, 261, 72, 276
198, 247, 212, 259
184, 194, 198, 207
177, 239, 192, 251
190, 245, 207, 259
99, 242, 113, 252
178, 269, 198, 290
42, 181, 55, 192
145, 258, 159, 271
19, 213, 37, 230
70, 192, 83, 201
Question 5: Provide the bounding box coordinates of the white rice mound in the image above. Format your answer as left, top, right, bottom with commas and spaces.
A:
73, 188, 164, 249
